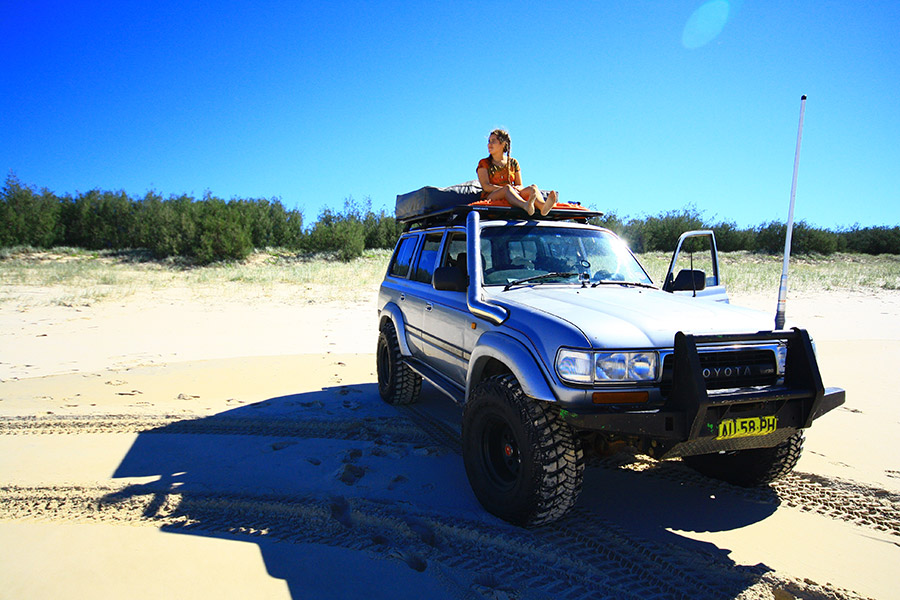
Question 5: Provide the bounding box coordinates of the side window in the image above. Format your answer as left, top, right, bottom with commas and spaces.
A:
389, 235, 418, 278
412, 232, 443, 284
669, 235, 720, 288
480, 237, 493, 272
439, 232, 467, 268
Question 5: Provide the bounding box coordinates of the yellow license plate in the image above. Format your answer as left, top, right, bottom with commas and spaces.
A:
716, 416, 777, 440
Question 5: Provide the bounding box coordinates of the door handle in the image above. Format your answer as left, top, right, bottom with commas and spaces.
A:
399, 293, 405, 301
425, 302, 433, 312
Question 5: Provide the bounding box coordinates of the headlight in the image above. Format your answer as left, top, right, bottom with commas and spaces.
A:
557, 349, 658, 384
556, 349, 593, 384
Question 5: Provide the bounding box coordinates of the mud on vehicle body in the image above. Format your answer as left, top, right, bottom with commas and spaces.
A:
377, 191, 844, 527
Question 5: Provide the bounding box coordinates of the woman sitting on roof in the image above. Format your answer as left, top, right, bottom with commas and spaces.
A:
476, 129, 558, 216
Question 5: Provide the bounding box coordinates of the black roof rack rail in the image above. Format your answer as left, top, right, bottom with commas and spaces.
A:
401, 204, 604, 231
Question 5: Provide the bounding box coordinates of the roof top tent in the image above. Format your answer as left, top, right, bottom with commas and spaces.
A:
395, 181, 603, 230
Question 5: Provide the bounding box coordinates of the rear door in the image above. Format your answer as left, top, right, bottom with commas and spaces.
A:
404, 231, 445, 358
421, 230, 470, 385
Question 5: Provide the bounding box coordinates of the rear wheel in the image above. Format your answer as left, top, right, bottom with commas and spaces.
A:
376, 321, 421, 405
683, 431, 804, 486
462, 374, 583, 527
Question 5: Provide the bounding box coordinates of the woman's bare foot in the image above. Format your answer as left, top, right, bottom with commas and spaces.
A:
540, 190, 558, 216
524, 197, 535, 216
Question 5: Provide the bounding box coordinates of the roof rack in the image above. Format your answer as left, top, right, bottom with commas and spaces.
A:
396, 182, 603, 231
402, 204, 604, 231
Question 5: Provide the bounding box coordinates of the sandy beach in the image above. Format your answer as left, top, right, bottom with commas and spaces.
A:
1, 282, 898, 599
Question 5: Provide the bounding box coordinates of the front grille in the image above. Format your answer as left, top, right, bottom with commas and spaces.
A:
660, 348, 778, 396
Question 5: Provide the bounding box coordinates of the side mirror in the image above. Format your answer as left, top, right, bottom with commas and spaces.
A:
665, 269, 706, 292
433, 265, 467, 292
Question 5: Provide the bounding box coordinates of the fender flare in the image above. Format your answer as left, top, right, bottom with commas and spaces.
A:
379, 302, 413, 356
467, 331, 557, 402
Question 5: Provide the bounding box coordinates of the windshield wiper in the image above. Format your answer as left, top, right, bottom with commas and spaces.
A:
591, 280, 658, 290
503, 272, 577, 291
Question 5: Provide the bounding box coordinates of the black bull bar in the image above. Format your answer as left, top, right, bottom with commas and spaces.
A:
563, 328, 846, 459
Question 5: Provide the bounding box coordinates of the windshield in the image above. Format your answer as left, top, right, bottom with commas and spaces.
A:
480, 225, 653, 287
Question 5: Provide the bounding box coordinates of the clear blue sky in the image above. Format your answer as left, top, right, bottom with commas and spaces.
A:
2, 1, 898, 229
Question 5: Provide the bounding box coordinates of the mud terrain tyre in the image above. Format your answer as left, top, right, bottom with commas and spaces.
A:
462, 374, 584, 527
376, 321, 422, 405
683, 431, 805, 487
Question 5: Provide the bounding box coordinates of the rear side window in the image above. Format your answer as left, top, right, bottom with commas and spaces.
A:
389, 236, 418, 278
412, 233, 443, 284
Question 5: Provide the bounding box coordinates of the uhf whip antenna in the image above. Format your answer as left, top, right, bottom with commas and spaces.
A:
775, 94, 807, 330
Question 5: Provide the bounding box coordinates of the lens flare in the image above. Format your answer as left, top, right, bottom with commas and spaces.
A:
682, 0, 730, 49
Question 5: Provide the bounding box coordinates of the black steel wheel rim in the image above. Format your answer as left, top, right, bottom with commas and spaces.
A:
481, 415, 521, 491
376, 336, 392, 392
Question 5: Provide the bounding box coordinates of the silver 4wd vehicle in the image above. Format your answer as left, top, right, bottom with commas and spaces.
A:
376, 191, 844, 527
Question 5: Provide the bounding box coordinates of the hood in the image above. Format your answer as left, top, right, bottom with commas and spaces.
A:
490, 285, 776, 349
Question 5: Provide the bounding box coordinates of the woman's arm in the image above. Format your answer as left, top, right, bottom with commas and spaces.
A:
477, 167, 505, 194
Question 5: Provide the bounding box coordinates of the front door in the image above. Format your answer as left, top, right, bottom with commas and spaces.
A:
663, 230, 729, 303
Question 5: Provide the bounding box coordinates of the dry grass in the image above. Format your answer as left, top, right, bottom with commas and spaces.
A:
1, 247, 897, 309
638, 251, 900, 294
0, 247, 391, 308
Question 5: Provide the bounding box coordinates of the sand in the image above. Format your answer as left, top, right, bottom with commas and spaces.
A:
1, 285, 898, 599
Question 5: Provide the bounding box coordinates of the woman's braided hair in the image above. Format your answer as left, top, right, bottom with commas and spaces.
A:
489, 129, 512, 183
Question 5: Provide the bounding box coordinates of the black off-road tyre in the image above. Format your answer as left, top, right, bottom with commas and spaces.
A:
376, 322, 422, 405
462, 374, 584, 527
683, 431, 805, 487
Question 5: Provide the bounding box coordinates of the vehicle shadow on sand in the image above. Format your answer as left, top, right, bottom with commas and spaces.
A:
103, 383, 783, 599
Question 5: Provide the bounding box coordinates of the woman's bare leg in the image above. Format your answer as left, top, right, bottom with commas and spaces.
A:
527, 185, 544, 210
517, 185, 542, 216
522, 185, 557, 216
505, 186, 535, 215
539, 190, 558, 216
486, 185, 534, 215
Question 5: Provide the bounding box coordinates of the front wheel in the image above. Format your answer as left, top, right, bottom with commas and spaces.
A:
683, 431, 805, 486
462, 374, 583, 527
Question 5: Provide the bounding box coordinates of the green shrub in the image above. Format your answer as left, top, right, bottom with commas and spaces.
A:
754, 220, 839, 255
621, 207, 706, 252
134, 193, 198, 258
306, 204, 364, 261
842, 225, 900, 255
192, 197, 252, 264
711, 220, 755, 252
791, 221, 839, 254
754, 221, 786, 254
60, 189, 136, 250
304, 197, 397, 260
363, 208, 402, 249
0, 174, 62, 247
333, 219, 367, 261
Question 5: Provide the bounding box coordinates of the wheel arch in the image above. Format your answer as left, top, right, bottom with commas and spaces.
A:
379, 302, 412, 356
466, 331, 557, 403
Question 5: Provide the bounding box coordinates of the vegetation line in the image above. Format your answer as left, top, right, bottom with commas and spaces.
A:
3, 174, 899, 266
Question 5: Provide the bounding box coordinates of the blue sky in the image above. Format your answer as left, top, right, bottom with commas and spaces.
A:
2, 0, 898, 229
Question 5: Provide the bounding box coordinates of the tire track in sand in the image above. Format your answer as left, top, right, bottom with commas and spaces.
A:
0, 484, 867, 600
0, 414, 430, 444
594, 453, 900, 537
1, 410, 891, 598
